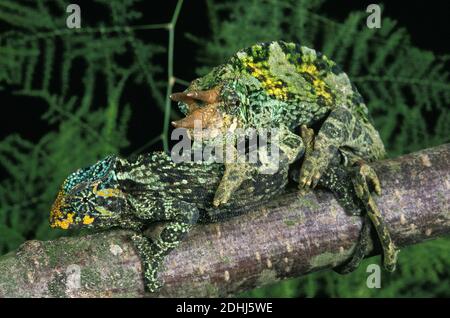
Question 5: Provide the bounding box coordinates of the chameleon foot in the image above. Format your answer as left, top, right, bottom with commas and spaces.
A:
298, 154, 329, 189
131, 233, 163, 292
352, 162, 398, 272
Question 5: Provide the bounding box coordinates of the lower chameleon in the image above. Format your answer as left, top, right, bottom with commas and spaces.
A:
50, 146, 296, 291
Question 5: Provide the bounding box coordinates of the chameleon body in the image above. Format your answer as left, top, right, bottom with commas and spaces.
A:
171, 41, 397, 271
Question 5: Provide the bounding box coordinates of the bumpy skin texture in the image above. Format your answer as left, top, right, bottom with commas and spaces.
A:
50, 150, 295, 291
172, 41, 385, 200
171, 41, 396, 272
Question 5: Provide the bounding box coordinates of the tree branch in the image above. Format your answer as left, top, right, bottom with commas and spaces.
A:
0, 144, 449, 298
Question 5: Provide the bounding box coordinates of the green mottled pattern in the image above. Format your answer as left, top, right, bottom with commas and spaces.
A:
116, 151, 289, 222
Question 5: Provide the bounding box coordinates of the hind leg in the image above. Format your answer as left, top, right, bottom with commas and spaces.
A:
351, 161, 398, 272
317, 162, 375, 273
302, 127, 397, 273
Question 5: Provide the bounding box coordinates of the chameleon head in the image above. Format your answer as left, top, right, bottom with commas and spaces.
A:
170, 42, 297, 140
50, 155, 125, 230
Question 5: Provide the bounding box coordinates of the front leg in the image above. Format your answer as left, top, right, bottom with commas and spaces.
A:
213, 126, 305, 206
299, 106, 354, 189
213, 147, 252, 206
130, 198, 199, 292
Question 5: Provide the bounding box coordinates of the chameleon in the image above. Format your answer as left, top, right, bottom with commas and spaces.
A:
49, 140, 374, 292
170, 41, 398, 272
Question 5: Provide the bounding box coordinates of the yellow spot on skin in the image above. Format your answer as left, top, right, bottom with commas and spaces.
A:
297, 62, 332, 104
266, 258, 272, 268
50, 190, 66, 228
94, 188, 122, 198
83, 215, 95, 225
54, 212, 75, 230
92, 181, 122, 198
241, 57, 289, 100
224, 271, 230, 281
255, 251, 261, 261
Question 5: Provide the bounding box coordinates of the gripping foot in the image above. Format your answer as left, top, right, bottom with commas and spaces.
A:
131, 233, 164, 292
352, 162, 398, 272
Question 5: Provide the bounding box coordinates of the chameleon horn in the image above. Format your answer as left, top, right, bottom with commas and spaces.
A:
170, 92, 199, 113
171, 110, 204, 129
170, 92, 191, 103
171, 104, 217, 129
186, 87, 220, 104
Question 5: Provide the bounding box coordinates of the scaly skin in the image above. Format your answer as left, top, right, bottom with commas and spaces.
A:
171, 41, 396, 272
49, 149, 295, 292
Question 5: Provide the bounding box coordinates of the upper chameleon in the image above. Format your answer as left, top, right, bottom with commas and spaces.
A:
170, 41, 396, 271
170, 41, 386, 205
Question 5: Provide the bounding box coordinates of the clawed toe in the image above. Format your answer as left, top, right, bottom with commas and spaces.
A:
213, 189, 230, 207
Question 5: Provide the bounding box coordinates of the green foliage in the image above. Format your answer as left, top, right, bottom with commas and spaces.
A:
191, 0, 450, 297
0, 0, 169, 253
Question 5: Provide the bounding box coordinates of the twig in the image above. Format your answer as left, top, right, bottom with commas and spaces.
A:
0, 144, 448, 297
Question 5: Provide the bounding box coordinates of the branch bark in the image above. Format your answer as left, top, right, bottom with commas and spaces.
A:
0, 144, 449, 298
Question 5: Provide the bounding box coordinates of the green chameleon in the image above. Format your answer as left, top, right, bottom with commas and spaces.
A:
170, 41, 397, 271
50, 147, 299, 291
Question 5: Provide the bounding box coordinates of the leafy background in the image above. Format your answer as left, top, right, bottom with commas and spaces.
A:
0, 0, 449, 297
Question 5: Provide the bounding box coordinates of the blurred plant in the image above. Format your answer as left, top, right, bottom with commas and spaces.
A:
0, 0, 183, 253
